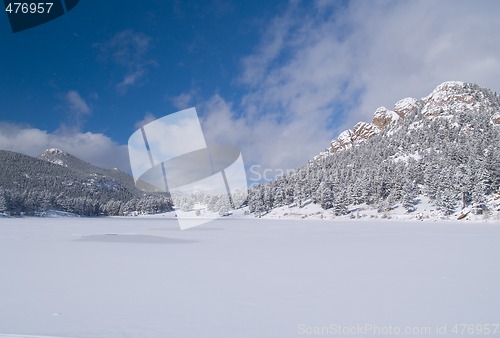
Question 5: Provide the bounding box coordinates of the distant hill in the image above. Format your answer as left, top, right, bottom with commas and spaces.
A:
0, 148, 173, 216
248, 81, 500, 220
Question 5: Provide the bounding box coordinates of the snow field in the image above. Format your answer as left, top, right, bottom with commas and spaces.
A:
0, 217, 499, 337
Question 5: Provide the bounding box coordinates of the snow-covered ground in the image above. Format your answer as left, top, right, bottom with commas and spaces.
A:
1, 217, 499, 338
234, 196, 499, 222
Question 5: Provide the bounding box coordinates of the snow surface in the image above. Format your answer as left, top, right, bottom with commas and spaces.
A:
389, 151, 423, 164
240, 194, 498, 222
1, 217, 499, 338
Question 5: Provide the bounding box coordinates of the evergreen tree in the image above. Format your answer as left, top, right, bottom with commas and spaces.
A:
0, 189, 7, 214
333, 191, 348, 216
435, 190, 456, 216
319, 182, 334, 209
402, 181, 417, 213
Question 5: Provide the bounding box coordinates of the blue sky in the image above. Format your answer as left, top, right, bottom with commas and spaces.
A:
1, 0, 500, 178
0, 1, 282, 136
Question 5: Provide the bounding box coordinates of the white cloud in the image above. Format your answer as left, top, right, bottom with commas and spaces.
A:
142, 110, 207, 163
134, 112, 157, 130
239, 10, 294, 87
0, 123, 130, 172
201, 0, 500, 174
117, 69, 145, 90
65, 90, 91, 115
342, 0, 500, 122
94, 30, 156, 93
58, 90, 93, 131
200, 93, 331, 173
201, 94, 249, 146
170, 90, 197, 110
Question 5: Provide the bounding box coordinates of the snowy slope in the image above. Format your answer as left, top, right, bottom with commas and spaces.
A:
251, 81, 500, 222
0, 217, 499, 337
0, 149, 173, 216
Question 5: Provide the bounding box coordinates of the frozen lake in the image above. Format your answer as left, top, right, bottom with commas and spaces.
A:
1, 217, 499, 337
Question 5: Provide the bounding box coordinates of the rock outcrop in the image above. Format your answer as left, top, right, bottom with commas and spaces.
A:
315, 81, 500, 161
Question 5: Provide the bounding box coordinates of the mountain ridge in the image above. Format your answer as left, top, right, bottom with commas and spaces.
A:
314, 81, 500, 161
249, 81, 500, 220
0, 148, 173, 216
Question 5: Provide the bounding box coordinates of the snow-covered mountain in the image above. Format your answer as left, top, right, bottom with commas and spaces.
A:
315, 81, 500, 160
249, 81, 500, 220
0, 149, 173, 216
40, 148, 70, 167
39, 147, 145, 193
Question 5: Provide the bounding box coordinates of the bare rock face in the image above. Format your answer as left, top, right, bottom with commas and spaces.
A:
394, 97, 420, 118
421, 81, 467, 116
421, 81, 500, 118
492, 112, 500, 125
326, 122, 380, 154
352, 122, 380, 141
329, 129, 354, 152
372, 106, 400, 130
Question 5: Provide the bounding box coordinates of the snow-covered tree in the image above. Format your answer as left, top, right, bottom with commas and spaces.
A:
402, 181, 418, 213
435, 190, 456, 216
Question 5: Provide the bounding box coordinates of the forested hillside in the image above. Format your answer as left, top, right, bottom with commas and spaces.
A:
0, 149, 173, 216
248, 82, 500, 219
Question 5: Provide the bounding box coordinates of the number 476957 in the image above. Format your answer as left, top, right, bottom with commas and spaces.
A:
5, 2, 54, 14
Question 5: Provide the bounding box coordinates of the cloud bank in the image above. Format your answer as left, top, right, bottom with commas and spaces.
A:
200, 0, 500, 174
0, 123, 130, 172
